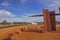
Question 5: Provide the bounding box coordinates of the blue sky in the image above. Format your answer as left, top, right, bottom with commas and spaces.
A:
0, 0, 60, 23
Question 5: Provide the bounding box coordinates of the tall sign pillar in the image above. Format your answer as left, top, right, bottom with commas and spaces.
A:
50, 11, 56, 31
43, 9, 52, 31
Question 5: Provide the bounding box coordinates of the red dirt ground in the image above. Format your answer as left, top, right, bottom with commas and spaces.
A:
0, 25, 60, 40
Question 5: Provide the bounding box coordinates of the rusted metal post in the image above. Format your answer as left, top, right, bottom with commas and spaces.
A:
43, 9, 52, 31
50, 11, 56, 31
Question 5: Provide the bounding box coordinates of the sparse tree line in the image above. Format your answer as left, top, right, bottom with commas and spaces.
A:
0, 20, 60, 25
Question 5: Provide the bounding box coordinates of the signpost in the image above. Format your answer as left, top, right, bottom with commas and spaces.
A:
29, 7, 60, 31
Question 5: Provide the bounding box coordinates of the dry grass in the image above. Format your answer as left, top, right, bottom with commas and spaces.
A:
0, 25, 60, 40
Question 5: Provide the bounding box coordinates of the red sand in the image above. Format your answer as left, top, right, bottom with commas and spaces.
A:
0, 25, 60, 40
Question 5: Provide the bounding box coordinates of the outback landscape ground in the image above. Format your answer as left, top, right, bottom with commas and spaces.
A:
0, 24, 60, 40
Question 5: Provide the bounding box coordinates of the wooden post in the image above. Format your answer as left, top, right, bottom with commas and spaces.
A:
50, 11, 56, 31
43, 9, 52, 31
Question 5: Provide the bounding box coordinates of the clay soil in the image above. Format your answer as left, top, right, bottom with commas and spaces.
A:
0, 25, 60, 40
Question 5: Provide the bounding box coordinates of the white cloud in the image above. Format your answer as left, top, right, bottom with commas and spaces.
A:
0, 0, 10, 6
36, 0, 60, 13
0, 10, 16, 18
20, 0, 27, 5
56, 16, 60, 22
49, 0, 60, 7
0, 10, 16, 22
43, 0, 60, 13
19, 13, 43, 22
4, 17, 43, 23
0, 18, 24, 22
0, 12, 43, 23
